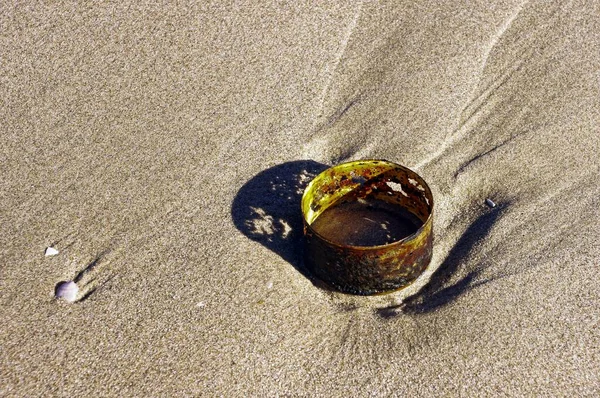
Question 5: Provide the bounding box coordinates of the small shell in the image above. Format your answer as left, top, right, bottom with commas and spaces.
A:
485, 198, 497, 208
266, 281, 273, 289
55, 281, 78, 302
45, 247, 59, 256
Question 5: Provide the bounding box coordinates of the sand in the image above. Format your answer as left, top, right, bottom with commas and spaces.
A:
1, 0, 599, 396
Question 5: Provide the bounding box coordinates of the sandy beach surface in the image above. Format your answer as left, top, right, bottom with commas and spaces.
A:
1, 1, 599, 396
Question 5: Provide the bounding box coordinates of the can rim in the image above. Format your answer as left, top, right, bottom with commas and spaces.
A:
301, 159, 434, 251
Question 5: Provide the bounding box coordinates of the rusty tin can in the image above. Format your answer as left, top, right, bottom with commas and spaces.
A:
301, 159, 434, 295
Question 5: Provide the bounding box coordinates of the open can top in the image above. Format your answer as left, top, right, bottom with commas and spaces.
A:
301, 159, 434, 295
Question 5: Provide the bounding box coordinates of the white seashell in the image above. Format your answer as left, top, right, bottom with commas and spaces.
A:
45, 247, 59, 256
485, 198, 497, 208
55, 281, 78, 302
266, 281, 273, 289
196, 302, 206, 308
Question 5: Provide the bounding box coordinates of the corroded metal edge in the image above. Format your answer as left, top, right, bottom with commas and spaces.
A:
301, 159, 434, 295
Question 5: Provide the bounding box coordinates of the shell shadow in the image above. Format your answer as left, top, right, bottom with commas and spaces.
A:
231, 160, 329, 278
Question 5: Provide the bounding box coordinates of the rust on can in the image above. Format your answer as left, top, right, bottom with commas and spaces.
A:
301, 159, 434, 295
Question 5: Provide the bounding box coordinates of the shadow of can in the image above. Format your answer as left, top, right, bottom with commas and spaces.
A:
231, 160, 328, 279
